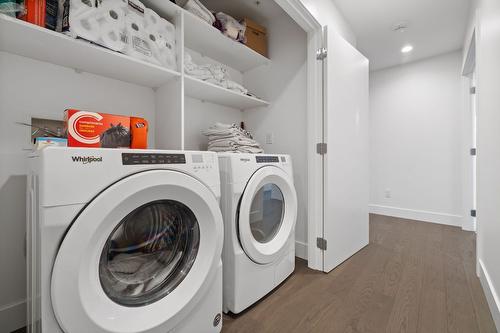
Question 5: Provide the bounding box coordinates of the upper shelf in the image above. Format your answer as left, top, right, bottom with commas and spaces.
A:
0, 14, 181, 88
143, 0, 271, 72
184, 76, 269, 110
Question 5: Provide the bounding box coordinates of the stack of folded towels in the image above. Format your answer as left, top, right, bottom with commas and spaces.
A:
176, 0, 215, 25
203, 123, 264, 153
185, 53, 248, 95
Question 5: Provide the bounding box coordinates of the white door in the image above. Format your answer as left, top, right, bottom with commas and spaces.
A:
238, 166, 297, 264
50, 170, 223, 333
470, 72, 477, 231
321, 28, 370, 272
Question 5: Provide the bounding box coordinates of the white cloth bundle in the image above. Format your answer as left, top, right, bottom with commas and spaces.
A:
185, 53, 248, 95
68, 0, 177, 70
203, 123, 264, 154
182, 0, 215, 25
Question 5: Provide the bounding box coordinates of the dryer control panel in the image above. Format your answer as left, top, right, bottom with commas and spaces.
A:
256, 156, 280, 163
122, 153, 186, 165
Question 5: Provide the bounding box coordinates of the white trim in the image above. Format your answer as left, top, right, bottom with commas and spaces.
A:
462, 218, 476, 232
274, 0, 320, 32
295, 240, 308, 260
0, 299, 26, 332
369, 204, 462, 226
478, 259, 500, 331
275, 0, 323, 271
306, 27, 324, 271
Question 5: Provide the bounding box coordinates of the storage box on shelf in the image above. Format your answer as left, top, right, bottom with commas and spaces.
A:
0, 14, 181, 88
243, 18, 267, 58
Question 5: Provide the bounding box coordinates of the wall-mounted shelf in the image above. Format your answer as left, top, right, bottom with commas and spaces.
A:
143, 0, 270, 72
0, 14, 181, 88
185, 76, 269, 109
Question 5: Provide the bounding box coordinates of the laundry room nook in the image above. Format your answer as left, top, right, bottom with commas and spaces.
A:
1, 0, 312, 331
2, 0, 500, 332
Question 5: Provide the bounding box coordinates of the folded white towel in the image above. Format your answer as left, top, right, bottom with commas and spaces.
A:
203, 123, 263, 154
185, 53, 249, 95
183, 0, 215, 25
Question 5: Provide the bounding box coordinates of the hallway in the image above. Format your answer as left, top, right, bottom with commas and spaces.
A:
223, 214, 497, 333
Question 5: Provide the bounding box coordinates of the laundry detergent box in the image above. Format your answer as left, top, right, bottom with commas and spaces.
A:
64, 109, 131, 148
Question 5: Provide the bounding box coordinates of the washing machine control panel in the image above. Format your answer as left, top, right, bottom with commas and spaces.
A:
256, 156, 280, 163
122, 153, 186, 165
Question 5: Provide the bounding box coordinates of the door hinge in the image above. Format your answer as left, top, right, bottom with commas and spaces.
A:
316, 47, 327, 60
316, 143, 327, 155
317, 237, 327, 250
470, 148, 477, 156
471, 209, 477, 217
470, 87, 476, 94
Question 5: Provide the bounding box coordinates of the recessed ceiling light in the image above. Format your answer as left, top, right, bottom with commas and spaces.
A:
401, 45, 413, 53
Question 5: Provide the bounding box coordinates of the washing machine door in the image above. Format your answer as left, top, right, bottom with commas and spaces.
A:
51, 170, 223, 333
238, 166, 297, 264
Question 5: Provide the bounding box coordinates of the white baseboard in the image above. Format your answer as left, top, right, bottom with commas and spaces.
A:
295, 240, 307, 260
478, 259, 500, 331
0, 299, 26, 332
369, 204, 462, 227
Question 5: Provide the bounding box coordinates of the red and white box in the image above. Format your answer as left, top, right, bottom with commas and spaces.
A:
64, 109, 131, 148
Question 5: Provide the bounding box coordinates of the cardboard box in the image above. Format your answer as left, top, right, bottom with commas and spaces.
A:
244, 18, 267, 58
64, 109, 131, 148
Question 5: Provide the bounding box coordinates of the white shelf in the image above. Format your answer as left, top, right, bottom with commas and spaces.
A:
143, 0, 270, 72
0, 14, 181, 88
184, 76, 269, 110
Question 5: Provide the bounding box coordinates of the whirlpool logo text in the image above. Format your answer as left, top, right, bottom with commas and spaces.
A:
71, 156, 103, 164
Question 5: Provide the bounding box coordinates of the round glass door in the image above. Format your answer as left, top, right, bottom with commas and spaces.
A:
50, 170, 223, 333
238, 166, 297, 264
99, 200, 200, 307
249, 184, 285, 243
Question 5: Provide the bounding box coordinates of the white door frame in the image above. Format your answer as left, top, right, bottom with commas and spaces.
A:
462, 27, 477, 232
273, 0, 324, 270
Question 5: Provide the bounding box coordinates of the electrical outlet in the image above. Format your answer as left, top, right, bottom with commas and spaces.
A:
265, 133, 274, 144
384, 189, 391, 198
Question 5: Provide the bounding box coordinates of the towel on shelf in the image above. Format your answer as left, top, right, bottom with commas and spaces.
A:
203, 123, 264, 154
185, 53, 249, 95
182, 0, 215, 25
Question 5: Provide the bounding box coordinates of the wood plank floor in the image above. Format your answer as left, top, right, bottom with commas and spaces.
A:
222, 214, 497, 333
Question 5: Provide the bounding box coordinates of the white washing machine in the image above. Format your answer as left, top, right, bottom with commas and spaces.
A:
27, 147, 224, 333
218, 153, 297, 314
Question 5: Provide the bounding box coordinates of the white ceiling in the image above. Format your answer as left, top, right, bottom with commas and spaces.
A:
333, 0, 472, 70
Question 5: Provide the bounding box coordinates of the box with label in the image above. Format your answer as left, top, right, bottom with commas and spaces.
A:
64, 109, 131, 148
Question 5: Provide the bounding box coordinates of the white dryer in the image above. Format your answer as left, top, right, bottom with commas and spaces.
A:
218, 153, 297, 314
27, 147, 224, 333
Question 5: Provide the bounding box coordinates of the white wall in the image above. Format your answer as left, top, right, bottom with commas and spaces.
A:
243, 10, 308, 259
184, 98, 243, 151
0, 52, 155, 331
299, 0, 356, 46
369, 51, 465, 226
473, 0, 500, 328
183, 49, 245, 151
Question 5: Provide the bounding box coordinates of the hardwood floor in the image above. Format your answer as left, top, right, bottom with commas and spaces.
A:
222, 214, 497, 333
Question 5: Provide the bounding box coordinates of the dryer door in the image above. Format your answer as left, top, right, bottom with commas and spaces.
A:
51, 170, 223, 333
238, 166, 297, 264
